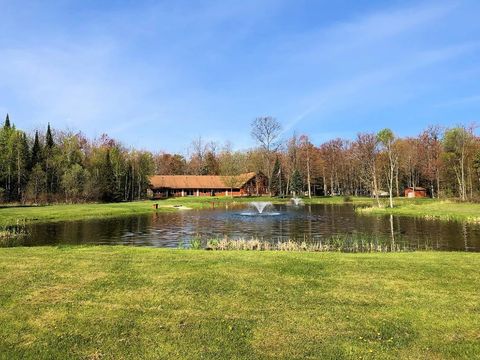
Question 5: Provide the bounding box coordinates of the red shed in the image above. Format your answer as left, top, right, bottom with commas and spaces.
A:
404, 186, 427, 198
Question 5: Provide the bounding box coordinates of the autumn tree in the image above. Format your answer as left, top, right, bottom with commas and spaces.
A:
299, 135, 314, 198
353, 133, 381, 207
418, 126, 443, 198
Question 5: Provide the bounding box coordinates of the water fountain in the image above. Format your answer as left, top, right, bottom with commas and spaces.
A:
291, 197, 304, 206
250, 201, 272, 214
240, 201, 280, 216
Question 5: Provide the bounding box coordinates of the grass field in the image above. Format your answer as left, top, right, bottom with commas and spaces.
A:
0, 197, 255, 226
0, 247, 478, 359
0, 196, 479, 227
0, 196, 372, 226
359, 199, 480, 222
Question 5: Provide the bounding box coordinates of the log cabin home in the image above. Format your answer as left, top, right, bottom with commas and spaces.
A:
148, 172, 268, 198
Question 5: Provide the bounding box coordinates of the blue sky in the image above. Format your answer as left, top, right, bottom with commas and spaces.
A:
1, 0, 479, 153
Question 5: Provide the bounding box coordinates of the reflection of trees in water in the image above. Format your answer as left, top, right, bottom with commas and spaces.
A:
29, 216, 154, 246
25, 205, 480, 251
389, 215, 395, 247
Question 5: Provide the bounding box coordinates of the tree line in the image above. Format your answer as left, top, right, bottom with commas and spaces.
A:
0, 114, 153, 203
2, 114, 480, 204
155, 117, 480, 205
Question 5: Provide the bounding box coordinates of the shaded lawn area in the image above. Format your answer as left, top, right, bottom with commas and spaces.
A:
0, 247, 478, 359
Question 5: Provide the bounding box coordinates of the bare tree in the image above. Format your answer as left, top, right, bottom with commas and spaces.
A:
299, 135, 313, 198
219, 143, 245, 197
250, 117, 281, 193
188, 137, 218, 175
418, 126, 443, 198
319, 139, 344, 195
353, 133, 381, 207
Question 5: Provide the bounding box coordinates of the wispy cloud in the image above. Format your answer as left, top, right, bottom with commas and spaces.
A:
281, 2, 475, 134
0, 0, 479, 151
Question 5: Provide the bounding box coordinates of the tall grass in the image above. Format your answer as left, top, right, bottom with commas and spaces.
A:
183, 233, 414, 252
0, 219, 29, 247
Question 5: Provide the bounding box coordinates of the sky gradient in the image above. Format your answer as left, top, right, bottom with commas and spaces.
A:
1, 0, 479, 153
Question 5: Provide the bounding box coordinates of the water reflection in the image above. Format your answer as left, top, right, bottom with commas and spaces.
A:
22, 204, 480, 251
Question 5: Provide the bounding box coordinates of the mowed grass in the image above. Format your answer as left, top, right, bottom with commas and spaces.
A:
0, 201, 168, 226
0, 247, 479, 359
0, 196, 371, 226
0, 198, 255, 226
360, 199, 480, 222
0, 195, 479, 226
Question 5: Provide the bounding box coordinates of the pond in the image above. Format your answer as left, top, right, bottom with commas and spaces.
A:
22, 204, 480, 251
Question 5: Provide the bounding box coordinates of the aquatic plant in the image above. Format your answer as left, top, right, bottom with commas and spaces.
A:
343, 195, 352, 203
201, 233, 414, 253
189, 236, 202, 250
0, 219, 29, 247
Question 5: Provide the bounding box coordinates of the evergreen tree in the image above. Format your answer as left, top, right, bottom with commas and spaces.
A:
4, 114, 10, 128
99, 150, 117, 202
45, 123, 54, 149
1, 120, 15, 200
0, 120, 10, 200
44, 123, 57, 196
270, 157, 284, 196
30, 131, 43, 170
290, 169, 304, 196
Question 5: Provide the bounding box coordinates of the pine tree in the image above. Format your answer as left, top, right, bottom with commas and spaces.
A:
290, 169, 304, 196
270, 157, 284, 196
4, 114, 11, 128
1, 119, 15, 200
44, 123, 57, 197
45, 123, 54, 149
30, 131, 43, 170
99, 150, 116, 202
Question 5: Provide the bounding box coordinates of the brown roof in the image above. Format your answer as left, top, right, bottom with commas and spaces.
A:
149, 172, 258, 190
405, 187, 427, 191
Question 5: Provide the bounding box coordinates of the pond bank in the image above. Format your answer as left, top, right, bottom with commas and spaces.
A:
0, 196, 479, 227
358, 200, 480, 222
0, 247, 478, 359
0, 196, 370, 226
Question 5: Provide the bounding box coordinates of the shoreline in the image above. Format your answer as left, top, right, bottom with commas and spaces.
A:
0, 196, 479, 226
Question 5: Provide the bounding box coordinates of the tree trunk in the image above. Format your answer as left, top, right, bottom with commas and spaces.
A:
460, 150, 466, 201
372, 167, 381, 208
436, 171, 440, 199
306, 154, 312, 199
395, 166, 399, 197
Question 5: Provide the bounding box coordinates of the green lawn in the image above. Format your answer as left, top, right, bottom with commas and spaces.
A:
0, 196, 370, 226
359, 199, 480, 222
0, 198, 257, 226
0, 196, 479, 227
0, 247, 478, 359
